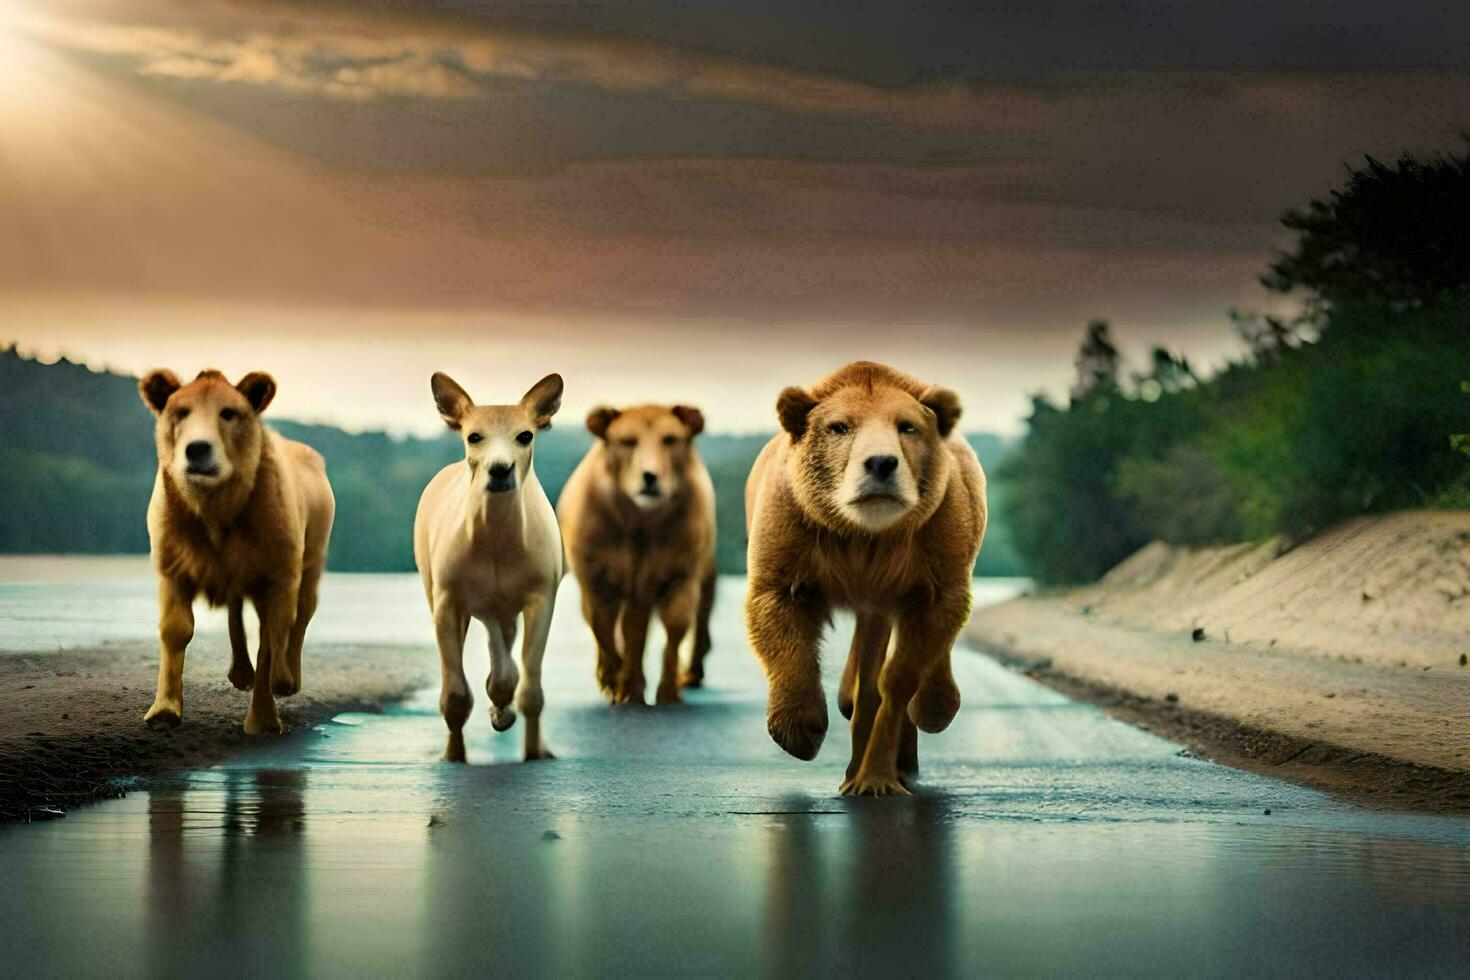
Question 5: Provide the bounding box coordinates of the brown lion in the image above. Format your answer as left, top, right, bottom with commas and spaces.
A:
744, 361, 986, 796
138, 369, 335, 735
558, 404, 717, 705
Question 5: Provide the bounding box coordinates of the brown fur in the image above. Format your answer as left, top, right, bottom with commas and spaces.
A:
138, 369, 335, 735
744, 361, 986, 795
558, 404, 718, 705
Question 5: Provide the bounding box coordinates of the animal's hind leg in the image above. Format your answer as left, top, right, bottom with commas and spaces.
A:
487, 616, 520, 732
680, 567, 717, 689
844, 591, 967, 797
517, 591, 556, 760
146, 579, 195, 729
838, 613, 890, 721
897, 718, 919, 784
246, 586, 293, 735
434, 599, 471, 762
655, 585, 696, 705
268, 580, 301, 698
278, 561, 322, 697
838, 613, 890, 793
226, 597, 253, 691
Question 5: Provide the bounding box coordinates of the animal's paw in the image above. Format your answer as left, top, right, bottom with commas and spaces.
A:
524, 744, 557, 762
490, 704, 518, 732
227, 661, 254, 692
144, 700, 182, 730
679, 667, 704, 690
839, 770, 912, 797
271, 674, 300, 698
655, 682, 683, 706
611, 678, 646, 707
595, 654, 623, 696
243, 708, 284, 735
767, 690, 828, 761
909, 669, 960, 733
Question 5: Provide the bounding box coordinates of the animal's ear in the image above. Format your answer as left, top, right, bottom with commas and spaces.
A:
431, 372, 473, 431
521, 373, 563, 431
139, 370, 182, 415
920, 385, 962, 438
672, 405, 704, 436
236, 372, 277, 414
776, 386, 818, 439
586, 406, 619, 440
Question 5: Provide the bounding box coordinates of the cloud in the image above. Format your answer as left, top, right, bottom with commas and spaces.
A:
16, 2, 1050, 124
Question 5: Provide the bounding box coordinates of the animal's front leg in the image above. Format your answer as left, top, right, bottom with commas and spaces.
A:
584, 592, 623, 700
838, 613, 891, 794
433, 599, 471, 761
145, 579, 195, 729
615, 603, 651, 706
518, 591, 557, 760
245, 587, 294, 735
745, 579, 829, 760
487, 616, 520, 732
655, 585, 697, 705
681, 568, 717, 689
844, 593, 967, 796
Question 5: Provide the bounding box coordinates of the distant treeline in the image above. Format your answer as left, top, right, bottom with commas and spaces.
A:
0, 350, 1022, 576
1002, 141, 1470, 584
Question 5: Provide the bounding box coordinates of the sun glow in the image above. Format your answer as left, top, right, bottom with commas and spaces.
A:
0, 6, 86, 130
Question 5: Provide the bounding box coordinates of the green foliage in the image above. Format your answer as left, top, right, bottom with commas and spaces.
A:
1000, 141, 1470, 585
1263, 139, 1470, 311
1001, 295, 1470, 584
0, 348, 1024, 576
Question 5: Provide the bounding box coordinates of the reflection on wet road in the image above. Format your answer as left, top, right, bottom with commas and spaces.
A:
4, 578, 1469, 977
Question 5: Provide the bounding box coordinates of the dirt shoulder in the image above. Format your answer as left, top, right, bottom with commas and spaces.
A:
0, 639, 432, 822
967, 511, 1470, 812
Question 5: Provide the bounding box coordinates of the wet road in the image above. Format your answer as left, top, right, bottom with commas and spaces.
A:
4, 577, 1469, 978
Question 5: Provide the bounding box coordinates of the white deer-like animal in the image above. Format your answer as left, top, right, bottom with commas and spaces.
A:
413, 372, 564, 762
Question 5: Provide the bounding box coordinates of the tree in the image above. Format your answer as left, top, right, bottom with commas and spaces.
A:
1070, 319, 1120, 401
1262, 140, 1470, 312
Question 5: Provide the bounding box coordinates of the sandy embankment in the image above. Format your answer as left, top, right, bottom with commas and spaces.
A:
967, 510, 1470, 810
0, 639, 431, 822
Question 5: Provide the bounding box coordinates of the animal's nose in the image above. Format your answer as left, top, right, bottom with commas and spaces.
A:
185, 441, 213, 463
642, 471, 659, 489
488, 463, 514, 480
864, 455, 899, 480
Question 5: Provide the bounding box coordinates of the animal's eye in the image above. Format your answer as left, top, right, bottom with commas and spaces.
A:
620, 437, 637, 449
174, 408, 190, 421
220, 408, 238, 422
516, 431, 533, 446
827, 422, 850, 436
662, 434, 678, 446
897, 421, 917, 435
467, 433, 483, 444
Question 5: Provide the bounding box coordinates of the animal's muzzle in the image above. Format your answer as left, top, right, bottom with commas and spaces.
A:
863, 454, 899, 480
487, 463, 516, 493
184, 440, 219, 475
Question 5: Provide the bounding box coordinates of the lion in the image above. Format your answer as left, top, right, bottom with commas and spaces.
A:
558, 404, 717, 706
138, 369, 335, 735
744, 361, 986, 796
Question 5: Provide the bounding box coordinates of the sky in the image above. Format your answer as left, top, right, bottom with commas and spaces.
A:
3, 0, 1468, 436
